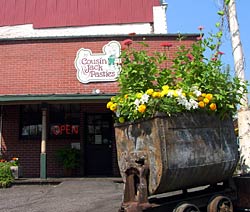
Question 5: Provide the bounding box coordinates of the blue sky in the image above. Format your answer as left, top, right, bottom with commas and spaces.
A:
166, 0, 250, 99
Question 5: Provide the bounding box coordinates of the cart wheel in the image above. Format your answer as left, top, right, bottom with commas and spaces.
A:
173, 203, 200, 212
207, 195, 233, 212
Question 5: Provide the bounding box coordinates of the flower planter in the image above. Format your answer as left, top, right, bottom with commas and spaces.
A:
10, 166, 22, 179
115, 112, 238, 196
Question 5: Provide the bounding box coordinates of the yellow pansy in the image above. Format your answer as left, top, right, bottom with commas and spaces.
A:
138, 104, 146, 113
106, 101, 113, 109
146, 89, 154, 95
198, 101, 205, 108
110, 103, 117, 111
162, 85, 169, 91
152, 91, 161, 98
173, 90, 179, 97
209, 103, 217, 111
160, 90, 168, 97
203, 98, 209, 104
136, 93, 143, 99
205, 94, 213, 101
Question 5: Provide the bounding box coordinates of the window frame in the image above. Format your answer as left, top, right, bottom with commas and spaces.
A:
49, 104, 80, 139
19, 104, 42, 139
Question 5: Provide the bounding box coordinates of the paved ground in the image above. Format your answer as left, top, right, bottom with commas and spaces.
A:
0, 178, 124, 212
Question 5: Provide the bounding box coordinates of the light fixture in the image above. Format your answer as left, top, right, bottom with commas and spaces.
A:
92, 89, 101, 94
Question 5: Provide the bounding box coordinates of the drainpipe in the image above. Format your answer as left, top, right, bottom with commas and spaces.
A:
40, 103, 47, 179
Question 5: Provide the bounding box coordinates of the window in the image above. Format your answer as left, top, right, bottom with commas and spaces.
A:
49, 104, 80, 139
20, 105, 42, 139
86, 114, 113, 145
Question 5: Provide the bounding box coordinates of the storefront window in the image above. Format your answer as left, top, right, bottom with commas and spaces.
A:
86, 114, 113, 145
49, 104, 80, 139
20, 105, 42, 139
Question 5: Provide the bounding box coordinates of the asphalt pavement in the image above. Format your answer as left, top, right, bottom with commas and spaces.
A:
0, 178, 124, 212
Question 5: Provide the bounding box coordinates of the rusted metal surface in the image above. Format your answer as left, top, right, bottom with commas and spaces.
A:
207, 195, 233, 212
115, 112, 238, 198
234, 175, 250, 209
173, 203, 200, 212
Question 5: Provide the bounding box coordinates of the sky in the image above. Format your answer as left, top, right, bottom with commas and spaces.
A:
166, 0, 250, 101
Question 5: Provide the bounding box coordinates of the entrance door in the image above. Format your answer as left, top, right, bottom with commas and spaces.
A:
85, 114, 113, 176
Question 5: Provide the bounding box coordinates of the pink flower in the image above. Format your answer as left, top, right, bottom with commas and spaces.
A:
187, 54, 193, 61
122, 39, 133, 46
198, 26, 204, 31
160, 42, 173, 48
211, 57, 217, 61
217, 51, 224, 55
121, 44, 127, 50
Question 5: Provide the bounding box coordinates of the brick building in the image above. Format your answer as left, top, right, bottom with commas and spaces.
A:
0, 0, 197, 178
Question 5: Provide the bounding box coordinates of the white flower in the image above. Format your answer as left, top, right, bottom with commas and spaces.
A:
167, 90, 174, 97
140, 94, 150, 104
177, 96, 188, 107
189, 99, 199, 109
176, 89, 183, 96
191, 86, 202, 97
177, 96, 198, 111
193, 90, 202, 97
134, 99, 140, 109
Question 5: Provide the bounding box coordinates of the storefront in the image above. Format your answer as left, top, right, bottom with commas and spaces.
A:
0, 0, 197, 178
0, 34, 197, 178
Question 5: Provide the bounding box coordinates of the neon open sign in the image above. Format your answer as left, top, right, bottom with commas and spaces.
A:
50, 124, 79, 136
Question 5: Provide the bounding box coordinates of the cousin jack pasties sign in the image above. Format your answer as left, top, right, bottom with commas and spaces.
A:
74, 41, 121, 84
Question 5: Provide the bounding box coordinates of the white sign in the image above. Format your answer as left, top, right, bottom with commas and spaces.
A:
74, 41, 121, 84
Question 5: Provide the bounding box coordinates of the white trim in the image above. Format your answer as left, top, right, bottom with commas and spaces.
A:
0, 23, 153, 39
153, 5, 168, 34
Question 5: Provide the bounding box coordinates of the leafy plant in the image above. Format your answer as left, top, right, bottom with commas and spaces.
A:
55, 148, 80, 169
107, 27, 248, 123
0, 162, 14, 188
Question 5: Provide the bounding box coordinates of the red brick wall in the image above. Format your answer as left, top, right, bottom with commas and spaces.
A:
0, 35, 196, 95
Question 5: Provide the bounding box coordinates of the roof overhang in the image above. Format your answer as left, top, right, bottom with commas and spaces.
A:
0, 94, 116, 105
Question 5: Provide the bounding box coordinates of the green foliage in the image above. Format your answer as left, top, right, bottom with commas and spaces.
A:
55, 148, 80, 169
107, 26, 248, 123
118, 43, 163, 94
0, 162, 14, 188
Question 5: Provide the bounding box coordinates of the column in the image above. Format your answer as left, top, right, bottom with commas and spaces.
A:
40, 104, 47, 179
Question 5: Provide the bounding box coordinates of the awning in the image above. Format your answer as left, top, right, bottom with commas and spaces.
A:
0, 94, 116, 105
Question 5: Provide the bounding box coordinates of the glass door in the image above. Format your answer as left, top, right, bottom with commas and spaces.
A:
85, 114, 113, 176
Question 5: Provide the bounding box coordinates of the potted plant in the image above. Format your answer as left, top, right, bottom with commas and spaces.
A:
55, 147, 80, 177
8, 157, 22, 179
106, 26, 248, 210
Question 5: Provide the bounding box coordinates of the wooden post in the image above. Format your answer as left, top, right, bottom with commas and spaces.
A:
40, 105, 47, 179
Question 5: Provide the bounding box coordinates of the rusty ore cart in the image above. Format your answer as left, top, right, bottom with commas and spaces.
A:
115, 112, 240, 212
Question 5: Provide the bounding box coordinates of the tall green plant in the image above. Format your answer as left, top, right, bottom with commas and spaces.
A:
0, 162, 14, 188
